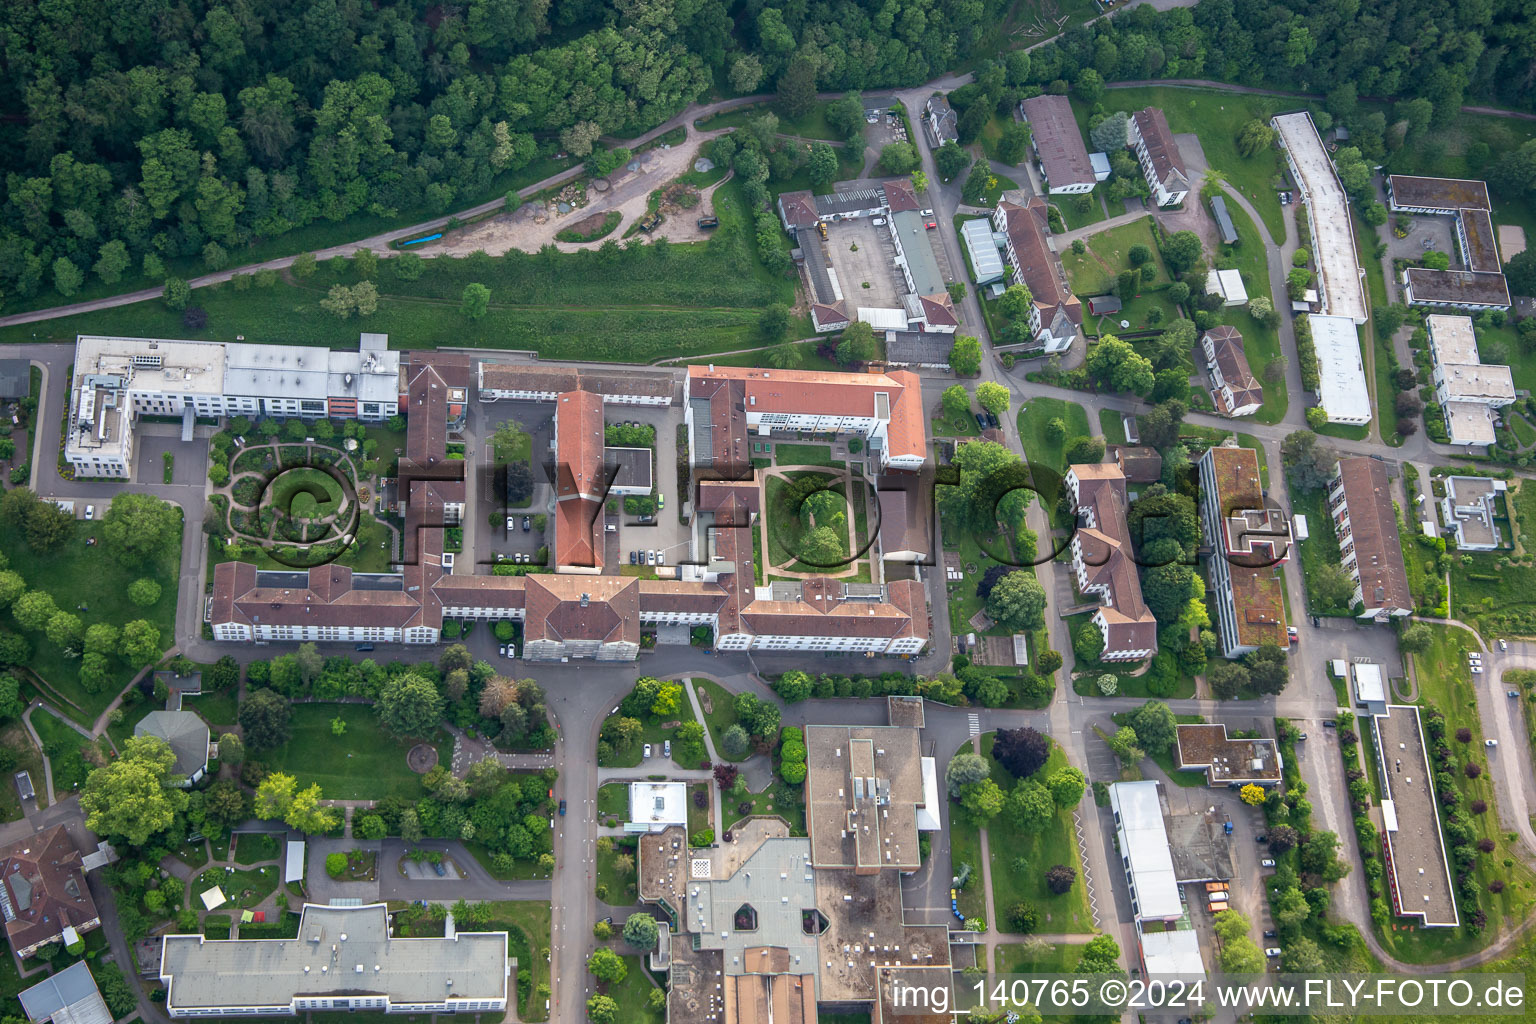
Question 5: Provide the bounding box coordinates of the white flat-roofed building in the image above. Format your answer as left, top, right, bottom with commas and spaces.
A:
159, 903, 508, 1017
1352, 661, 1387, 716
1205, 268, 1248, 307
1308, 314, 1372, 425
1440, 476, 1505, 550
1107, 781, 1182, 921
1426, 314, 1514, 446
66, 335, 400, 478
627, 782, 688, 833
1138, 927, 1206, 978
959, 217, 1006, 285
1273, 113, 1368, 325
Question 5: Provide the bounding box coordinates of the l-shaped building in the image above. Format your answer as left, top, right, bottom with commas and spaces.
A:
204, 348, 930, 659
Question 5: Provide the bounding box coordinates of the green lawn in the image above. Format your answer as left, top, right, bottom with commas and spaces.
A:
185, 687, 240, 729
1448, 545, 1536, 638
596, 839, 639, 904
1, 179, 792, 364
995, 941, 1086, 973
1352, 207, 1399, 443
482, 900, 553, 1021
765, 474, 849, 571
597, 782, 629, 820
1098, 408, 1127, 445
694, 100, 841, 142
1384, 625, 1536, 962
30, 708, 97, 794
1509, 413, 1536, 448
771, 443, 840, 467
193, 865, 278, 909
729, 775, 807, 836
233, 832, 282, 866
600, 955, 664, 1024
1210, 189, 1288, 424
661, 335, 831, 371
693, 679, 747, 762
0, 722, 47, 821
263, 703, 453, 800
1288, 481, 1353, 617
1084, 87, 1289, 242
1053, 194, 1109, 231
271, 467, 343, 517
1, 518, 181, 726
1059, 243, 1112, 297
982, 738, 1094, 933
1077, 216, 1170, 286
1016, 398, 1090, 472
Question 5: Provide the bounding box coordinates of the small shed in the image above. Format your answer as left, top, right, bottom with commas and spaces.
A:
1209, 195, 1239, 245
0, 360, 30, 401
285, 840, 306, 883
18, 962, 111, 1024
1292, 513, 1309, 540
1087, 295, 1122, 316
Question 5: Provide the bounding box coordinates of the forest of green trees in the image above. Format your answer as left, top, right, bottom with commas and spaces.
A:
1, 0, 1533, 311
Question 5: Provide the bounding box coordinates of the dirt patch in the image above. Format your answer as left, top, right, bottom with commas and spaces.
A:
565, 211, 612, 236
407, 743, 439, 774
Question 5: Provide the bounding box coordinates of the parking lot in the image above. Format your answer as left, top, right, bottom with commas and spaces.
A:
824, 216, 906, 310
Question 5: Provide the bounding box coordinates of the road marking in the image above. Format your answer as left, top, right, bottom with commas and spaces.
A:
967, 713, 980, 737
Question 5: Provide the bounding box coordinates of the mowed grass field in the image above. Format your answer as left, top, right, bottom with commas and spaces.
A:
1208, 189, 1288, 424
1016, 397, 1090, 472
1077, 86, 1290, 242
263, 703, 453, 800
0, 180, 794, 364
0, 518, 181, 725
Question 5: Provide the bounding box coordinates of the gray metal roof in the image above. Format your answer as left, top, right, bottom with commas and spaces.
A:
19, 962, 111, 1024
1209, 195, 1238, 245
892, 210, 945, 297
686, 838, 819, 977
0, 359, 30, 400
134, 712, 209, 779
161, 904, 507, 1012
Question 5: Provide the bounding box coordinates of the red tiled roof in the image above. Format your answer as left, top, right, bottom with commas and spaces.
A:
554, 497, 602, 570
919, 293, 958, 327
994, 200, 1082, 325
524, 574, 639, 645
1132, 107, 1189, 189
1334, 457, 1412, 613
1068, 464, 1157, 655
555, 389, 605, 501
0, 826, 97, 955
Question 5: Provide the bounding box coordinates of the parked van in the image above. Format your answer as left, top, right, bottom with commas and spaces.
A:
1205, 882, 1229, 893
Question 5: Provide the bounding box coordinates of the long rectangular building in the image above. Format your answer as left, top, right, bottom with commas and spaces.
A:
1327, 457, 1412, 619
67, 334, 399, 478
160, 904, 508, 1017
992, 198, 1081, 352
1197, 446, 1289, 657
1367, 706, 1459, 927
1308, 314, 1372, 425
1065, 463, 1158, 661
1273, 113, 1368, 325
1020, 94, 1095, 194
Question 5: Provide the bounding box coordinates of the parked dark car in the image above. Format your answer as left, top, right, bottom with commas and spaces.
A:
432, 861, 447, 877
558, 799, 567, 816
1263, 930, 1278, 939
354, 643, 374, 652
1256, 834, 1268, 844
522, 516, 531, 532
